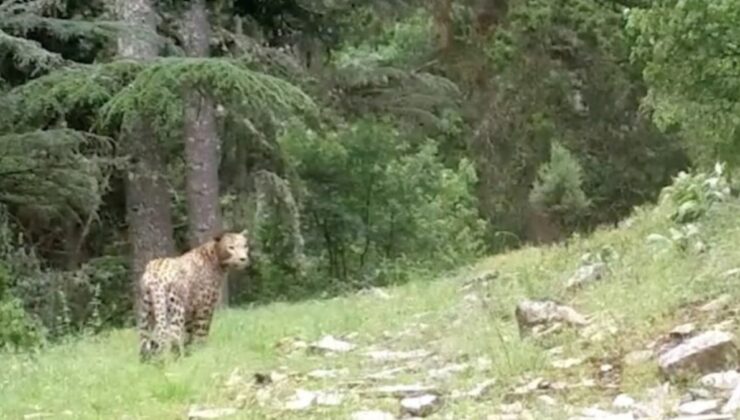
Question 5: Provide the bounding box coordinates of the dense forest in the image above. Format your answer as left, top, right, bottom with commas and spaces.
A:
0, 0, 736, 349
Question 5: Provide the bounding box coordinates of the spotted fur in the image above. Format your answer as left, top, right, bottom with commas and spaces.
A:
137, 230, 250, 361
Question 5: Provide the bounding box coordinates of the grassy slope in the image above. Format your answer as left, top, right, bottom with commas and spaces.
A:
2, 197, 740, 419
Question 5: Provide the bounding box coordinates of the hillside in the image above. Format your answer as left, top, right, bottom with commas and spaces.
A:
2, 167, 740, 419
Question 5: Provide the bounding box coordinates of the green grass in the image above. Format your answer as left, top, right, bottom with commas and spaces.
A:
3, 197, 740, 419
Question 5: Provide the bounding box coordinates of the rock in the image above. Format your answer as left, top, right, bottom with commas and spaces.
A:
613, 394, 636, 410
308, 368, 348, 379
467, 379, 496, 399
316, 391, 344, 406
624, 350, 653, 365
677, 399, 721, 415
364, 287, 391, 299
580, 317, 619, 343
351, 410, 396, 420
429, 363, 469, 379
187, 407, 238, 419
23, 414, 54, 419
515, 299, 589, 337
575, 407, 634, 419
537, 395, 557, 406
566, 262, 606, 289
309, 335, 356, 354
670, 323, 698, 338
671, 416, 733, 420
284, 389, 317, 411
700, 294, 731, 312
721, 382, 740, 414
365, 366, 412, 380
364, 349, 433, 362
500, 401, 523, 414
699, 370, 740, 390
658, 331, 737, 377
400, 394, 442, 417
275, 337, 308, 353
363, 384, 438, 398
552, 358, 584, 369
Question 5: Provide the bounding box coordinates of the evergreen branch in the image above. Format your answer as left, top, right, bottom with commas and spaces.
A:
0, 28, 64, 74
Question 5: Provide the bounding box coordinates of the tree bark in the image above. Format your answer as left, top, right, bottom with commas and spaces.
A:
432, 0, 454, 51
115, 0, 176, 299
178, 0, 226, 305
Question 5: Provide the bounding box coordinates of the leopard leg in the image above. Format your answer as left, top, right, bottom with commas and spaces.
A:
150, 283, 170, 357
137, 286, 156, 362
190, 303, 215, 347
166, 288, 187, 359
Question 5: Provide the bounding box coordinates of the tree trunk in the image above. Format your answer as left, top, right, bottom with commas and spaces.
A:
432, 0, 454, 51
179, 0, 226, 305
115, 0, 176, 301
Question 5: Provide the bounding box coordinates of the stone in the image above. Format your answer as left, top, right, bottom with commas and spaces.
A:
677, 399, 721, 415
670, 323, 698, 338
364, 349, 432, 362
351, 410, 396, 420
363, 384, 438, 398
23, 414, 54, 419
429, 363, 469, 379
364, 366, 412, 381
721, 382, 740, 414
624, 350, 653, 366
316, 391, 344, 406
307, 368, 348, 379
284, 389, 317, 411
538, 395, 557, 406
500, 401, 523, 414
566, 262, 606, 289
187, 407, 238, 419
575, 406, 635, 419
699, 370, 740, 390
467, 379, 496, 399
309, 335, 356, 354
515, 299, 588, 337
552, 358, 584, 369
658, 331, 737, 377
671, 415, 733, 420
700, 294, 731, 312
400, 394, 442, 417
613, 394, 636, 410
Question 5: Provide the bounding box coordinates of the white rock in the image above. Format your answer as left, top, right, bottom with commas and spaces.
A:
284, 389, 317, 410
678, 399, 721, 415
187, 407, 238, 419
613, 394, 636, 410
658, 331, 737, 377
537, 395, 557, 406
316, 391, 344, 406
23, 414, 54, 420
721, 382, 740, 414
577, 406, 634, 419
671, 415, 733, 420
699, 370, 740, 390
310, 335, 356, 353
566, 262, 606, 289
624, 350, 653, 365
364, 349, 432, 362
350, 410, 396, 420
700, 294, 731, 312
307, 369, 348, 379
552, 358, 584, 369
500, 401, 523, 414
429, 363, 469, 379
670, 323, 697, 338
400, 394, 441, 417
364, 384, 438, 398
364, 366, 411, 380
467, 379, 496, 399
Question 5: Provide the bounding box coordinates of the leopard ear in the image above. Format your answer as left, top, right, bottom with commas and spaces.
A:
213, 231, 225, 242
239, 228, 249, 237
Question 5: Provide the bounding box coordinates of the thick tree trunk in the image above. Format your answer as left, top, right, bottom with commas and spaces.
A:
115, 0, 176, 299
179, 0, 226, 305
432, 0, 454, 51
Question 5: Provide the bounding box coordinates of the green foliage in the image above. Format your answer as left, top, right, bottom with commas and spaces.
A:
659, 163, 731, 224
277, 118, 485, 295
529, 142, 590, 229
627, 0, 740, 168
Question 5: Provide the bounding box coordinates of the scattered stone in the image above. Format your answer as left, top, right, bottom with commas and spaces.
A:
23, 414, 54, 419
429, 363, 469, 379
671, 415, 733, 420
613, 394, 636, 410
575, 406, 634, 419
316, 391, 344, 406
552, 358, 584, 369
400, 394, 442, 417
363, 384, 438, 398
721, 382, 740, 414
500, 401, 524, 414
600, 363, 615, 373
658, 331, 737, 377
670, 323, 698, 339
537, 395, 557, 406
307, 368, 348, 379
187, 406, 238, 419
678, 399, 721, 415
284, 389, 317, 411
699, 370, 740, 391
700, 294, 731, 313
364, 349, 432, 362
351, 410, 396, 420
566, 262, 606, 289
467, 379, 496, 399
515, 299, 589, 336
625, 350, 653, 366
309, 335, 356, 354
364, 366, 412, 381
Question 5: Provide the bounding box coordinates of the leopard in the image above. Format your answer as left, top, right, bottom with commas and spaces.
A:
137, 229, 250, 361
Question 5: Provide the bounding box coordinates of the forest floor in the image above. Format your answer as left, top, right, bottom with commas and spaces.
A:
3, 197, 740, 420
